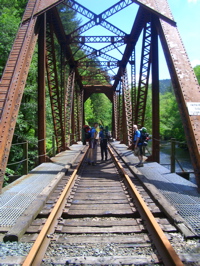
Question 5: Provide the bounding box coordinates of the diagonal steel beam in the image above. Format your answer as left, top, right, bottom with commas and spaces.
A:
46, 20, 65, 152
113, 7, 149, 90
0, 0, 41, 192
155, 0, 200, 189
122, 68, 133, 146
135, 21, 151, 128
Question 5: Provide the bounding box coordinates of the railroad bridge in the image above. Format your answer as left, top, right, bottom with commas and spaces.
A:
0, 0, 200, 193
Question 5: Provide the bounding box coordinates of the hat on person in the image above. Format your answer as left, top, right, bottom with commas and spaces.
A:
141, 127, 147, 133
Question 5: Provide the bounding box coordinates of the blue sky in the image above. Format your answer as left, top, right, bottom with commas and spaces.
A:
75, 0, 200, 80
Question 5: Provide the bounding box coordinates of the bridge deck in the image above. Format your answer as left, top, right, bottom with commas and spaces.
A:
112, 141, 200, 237
0, 143, 85, 232
0, 141, 200, 240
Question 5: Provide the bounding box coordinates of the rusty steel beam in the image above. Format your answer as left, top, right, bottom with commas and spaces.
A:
46, 18, 65, 152
70, 36, 125, 44
74, 89, 81, 141
65, 69, 75, 148
83, 85, 113, 103
113, 92, 118, 140
122, 69, 133, 146
77, 61, 119, 69
48, 8, 83, 90
113, 7, 149, 90
133, 0, 176, 26
118, 84, 123, 141
38, 14, 47, 164
131, 49, 137, 123
0, 0, 41, 192
135, 21, 151, 128
155, 0, 200, 189
77, 44, 119, 62
64, 0, 127, 38
151, 17, 160, 163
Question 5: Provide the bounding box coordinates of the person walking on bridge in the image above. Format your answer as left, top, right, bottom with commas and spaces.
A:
99, 125, 108, 161
133, 124, 143, 167
87, 122, 98, 166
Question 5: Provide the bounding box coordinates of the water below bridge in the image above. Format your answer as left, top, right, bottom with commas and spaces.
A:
159, 142, 196, 185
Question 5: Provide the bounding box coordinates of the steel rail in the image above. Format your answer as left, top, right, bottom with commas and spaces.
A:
108, 144, 183, 266
22, 146, 89, 266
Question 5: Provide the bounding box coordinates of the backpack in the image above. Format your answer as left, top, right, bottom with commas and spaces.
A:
83, 125, 91, 140
139, 127, 149, 146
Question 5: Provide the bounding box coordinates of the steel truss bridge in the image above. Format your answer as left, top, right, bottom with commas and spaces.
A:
0, 0, 200, 192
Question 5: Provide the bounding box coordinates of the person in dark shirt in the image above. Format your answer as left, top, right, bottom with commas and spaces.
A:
99, 126, 108, 161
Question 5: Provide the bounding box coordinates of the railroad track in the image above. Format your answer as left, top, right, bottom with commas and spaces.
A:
16, 143, 188, 266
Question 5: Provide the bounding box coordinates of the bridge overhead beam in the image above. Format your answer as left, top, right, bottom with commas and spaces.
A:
83, 85, 114, 103
70, 36, 125, 44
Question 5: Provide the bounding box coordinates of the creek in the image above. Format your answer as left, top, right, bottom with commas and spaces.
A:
147, 141, 196, 185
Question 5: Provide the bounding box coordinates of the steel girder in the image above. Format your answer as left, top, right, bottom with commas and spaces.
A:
131, 49, 137, 122
38, 14, 47, 164
121, 69, 133, 146
0, 0, 40, 191
83, 85, 113, 103
65, 68, 75, 148
118, 84, 124, 142
135, 21, 151, 128
71, 86, 82, 144
71, 36, 125, 44
77, 61, 118, 70
46, 19, 65, 152
155, 1, 200, 188
76, 89, 83, 141
113, 92, 119, 140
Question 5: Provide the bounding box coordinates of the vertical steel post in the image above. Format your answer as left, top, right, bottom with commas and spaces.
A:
52, 135, 56, 157
38, 14, 46, 164
71, 96, 75, 145
171, 138, 176, 173
23, 141, 28, 175
131, 49, 136, 122
151, 17, 160, 163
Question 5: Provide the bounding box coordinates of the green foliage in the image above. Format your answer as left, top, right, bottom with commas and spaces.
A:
0, 0, 27, 76
144, 89, 152, 134
84, 93, 112, 130
145, 83, 185, 142
194, 65, 200, 84
160, 92, 184, 141
3, 168, 15, 187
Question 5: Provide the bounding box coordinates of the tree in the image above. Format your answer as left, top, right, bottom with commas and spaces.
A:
194, 65, 200, 85
0, 1, 23, 76
85, 93, 112, 129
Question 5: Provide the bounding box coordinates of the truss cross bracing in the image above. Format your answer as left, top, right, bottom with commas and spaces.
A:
0, 0, 200, 192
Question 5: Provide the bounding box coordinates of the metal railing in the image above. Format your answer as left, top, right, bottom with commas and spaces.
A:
6, 136, 57, 180
5, 133, 80, 183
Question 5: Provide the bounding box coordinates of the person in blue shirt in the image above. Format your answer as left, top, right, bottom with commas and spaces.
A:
87, 122, 98, 165
99, 126, 108, 161
133, 124, 143, 167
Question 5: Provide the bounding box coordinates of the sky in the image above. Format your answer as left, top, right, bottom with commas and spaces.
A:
75, 0, 200, 80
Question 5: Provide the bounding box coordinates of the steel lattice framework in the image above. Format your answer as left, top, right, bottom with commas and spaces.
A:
46, 19, 65, 152
0, 0, 200, 192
